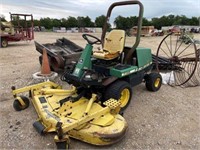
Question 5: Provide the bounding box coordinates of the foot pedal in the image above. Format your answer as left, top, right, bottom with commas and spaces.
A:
103, 98, 121, 109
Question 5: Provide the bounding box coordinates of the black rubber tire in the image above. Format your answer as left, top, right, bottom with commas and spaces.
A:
104, 80, 132, 111
1, 38, 8, 48
13, 96, 30, 111
56, 141, 69, 150
145, 73, 162, 92
33, 121, 45, 135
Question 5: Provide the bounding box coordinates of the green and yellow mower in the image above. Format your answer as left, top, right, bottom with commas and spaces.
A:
12, 1, 162, 149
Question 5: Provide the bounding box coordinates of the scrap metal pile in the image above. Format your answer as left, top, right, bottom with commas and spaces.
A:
154, 32, 200, 87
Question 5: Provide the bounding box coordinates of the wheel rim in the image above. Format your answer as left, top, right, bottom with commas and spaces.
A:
119, 88, 130, 108
154, 78, 161, 88
156, 32, 198, 87
2, 40, 7, 47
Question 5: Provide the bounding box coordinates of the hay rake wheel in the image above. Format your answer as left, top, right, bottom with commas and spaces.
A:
156, 32, 199, 87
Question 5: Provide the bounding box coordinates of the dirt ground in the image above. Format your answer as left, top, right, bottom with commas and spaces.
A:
0, 32, 199, 149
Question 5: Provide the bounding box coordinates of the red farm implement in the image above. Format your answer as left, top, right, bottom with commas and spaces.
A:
0, 13, 34, 48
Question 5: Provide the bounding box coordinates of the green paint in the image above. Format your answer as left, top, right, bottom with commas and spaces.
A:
110, 47, 152, 78
136, 47, 152, 68
110, 66, 138, 78
73, 44, 93, 77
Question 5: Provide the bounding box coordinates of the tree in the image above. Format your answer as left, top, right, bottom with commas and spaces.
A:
114, 15, 145, 30
40, 17, 53, 29
0, 15, 6, 22
52, 19, 61, 27
142, 18, 151, 26
66, 16, 78, 28
77, 16, 94, 27
61, 18, 68, 28
83, 16, 94, 27
189, 17, 199, 25
29, 14, 200, 31
33, 19, 40, 26
114, 15, 129, 30
151, 17, 163, 29
95, 15, 105, 28
77, 16, 85, 27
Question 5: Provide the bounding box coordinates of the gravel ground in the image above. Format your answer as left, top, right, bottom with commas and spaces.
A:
0, 32, 199, 149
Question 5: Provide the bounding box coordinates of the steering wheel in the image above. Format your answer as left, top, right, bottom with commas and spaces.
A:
82, 34, 102, 45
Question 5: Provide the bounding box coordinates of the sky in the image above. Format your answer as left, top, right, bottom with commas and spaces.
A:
0, 0, 200, 22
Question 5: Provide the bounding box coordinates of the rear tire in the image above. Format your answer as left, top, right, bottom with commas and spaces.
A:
145, 73, 162, 92
104, 80, 132, 111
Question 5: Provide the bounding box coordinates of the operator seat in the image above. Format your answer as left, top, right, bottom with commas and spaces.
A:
93, 29, 125, 60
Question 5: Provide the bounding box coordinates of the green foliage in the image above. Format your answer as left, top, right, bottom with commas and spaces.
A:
77, 16, 94, 27
32, 15, 200, 30
95, 15, 111, 29
52, 19, 61, 27
40, 17, 52, 29
66, 16, 78, 27
114, 15, 129, 30
33, 19, 40, 26
0, 15, 6, 22
151, 15, 200, 29
77, 16, 85, 27
61, 18, 68, 28
95, 15, 106, 27
84, 16, 95, 27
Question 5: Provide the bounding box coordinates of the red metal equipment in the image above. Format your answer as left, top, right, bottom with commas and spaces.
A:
0, 13, 34, 48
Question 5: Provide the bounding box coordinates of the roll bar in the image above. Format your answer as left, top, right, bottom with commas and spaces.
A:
101, 0, 144, 64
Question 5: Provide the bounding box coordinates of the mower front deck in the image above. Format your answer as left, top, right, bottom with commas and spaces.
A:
12, 81, 128, 148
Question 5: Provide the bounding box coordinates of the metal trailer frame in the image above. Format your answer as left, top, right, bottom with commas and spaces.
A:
0, 13, 34, 47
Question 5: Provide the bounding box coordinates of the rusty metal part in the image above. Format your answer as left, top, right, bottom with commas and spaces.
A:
10, 13, 34, 40
35, 38, 83, 71
1, 13, 34, 48
50, 55, 65, 71
155, 32, 199, 87
101, 0, 144, 64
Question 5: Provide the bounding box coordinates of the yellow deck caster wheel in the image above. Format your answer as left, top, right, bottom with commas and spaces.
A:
13, 96, 30, 111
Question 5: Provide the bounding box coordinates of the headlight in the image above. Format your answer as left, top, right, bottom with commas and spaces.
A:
85, 74, 92, 79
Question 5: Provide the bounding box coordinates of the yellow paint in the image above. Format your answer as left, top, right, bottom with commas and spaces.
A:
119, 89, 130, 108
12, 81, 127, 145
16, 96, 26, 107
154, 78, 161, 88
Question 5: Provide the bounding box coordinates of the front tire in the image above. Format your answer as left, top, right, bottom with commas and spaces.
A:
104, 80, 132, 111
